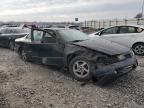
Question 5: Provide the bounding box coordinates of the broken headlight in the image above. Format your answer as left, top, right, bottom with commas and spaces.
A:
117, 55, 126, 61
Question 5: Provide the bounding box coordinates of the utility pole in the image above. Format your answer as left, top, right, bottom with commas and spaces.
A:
142, 0, 144, 18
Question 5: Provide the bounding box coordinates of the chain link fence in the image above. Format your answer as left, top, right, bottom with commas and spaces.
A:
82, 18, 144, 29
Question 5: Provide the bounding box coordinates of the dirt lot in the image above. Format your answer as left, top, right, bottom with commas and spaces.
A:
0, 48, 144, 108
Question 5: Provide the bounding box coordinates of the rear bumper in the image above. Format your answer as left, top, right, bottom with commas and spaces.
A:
93, 56, 138, 84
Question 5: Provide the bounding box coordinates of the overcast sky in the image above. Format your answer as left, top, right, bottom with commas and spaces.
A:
0, 0, 142, 22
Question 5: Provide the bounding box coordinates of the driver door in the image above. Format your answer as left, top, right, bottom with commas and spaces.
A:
35, 30, 65, 66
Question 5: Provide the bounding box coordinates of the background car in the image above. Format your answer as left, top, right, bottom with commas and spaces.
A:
15, 27, 137, 82
81, 27, 99, 34
0, 27, 29, 50
68, 25, 81, 30
48, 25, 82, 30
89, 25, 144, 56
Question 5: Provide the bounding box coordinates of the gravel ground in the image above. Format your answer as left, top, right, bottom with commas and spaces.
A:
0, 48, 144, 108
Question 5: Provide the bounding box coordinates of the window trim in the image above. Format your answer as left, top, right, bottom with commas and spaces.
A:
42, 31, 57, 44
118, 26, 143, 34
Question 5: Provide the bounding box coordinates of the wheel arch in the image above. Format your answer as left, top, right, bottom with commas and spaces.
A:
67, 51, 85, 65
132, 42, 144, 48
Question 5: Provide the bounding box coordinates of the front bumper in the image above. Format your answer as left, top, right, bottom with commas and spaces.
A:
93, 55, 138, 84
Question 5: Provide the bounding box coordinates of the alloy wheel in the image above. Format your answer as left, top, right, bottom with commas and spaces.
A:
72, 60, 90, 78
134, 44, 144, 55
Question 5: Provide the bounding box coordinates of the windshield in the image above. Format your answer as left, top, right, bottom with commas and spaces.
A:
58, 29, 90, 42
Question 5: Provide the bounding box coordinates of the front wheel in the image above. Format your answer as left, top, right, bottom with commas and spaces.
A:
133, 43, 144, 56
69, 56, 94, 81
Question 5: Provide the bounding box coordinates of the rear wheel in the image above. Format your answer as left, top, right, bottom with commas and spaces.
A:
9, 41, 15, 51
69, 55, 94, 81
20, 48, 29, 62
133, 43, 144, 56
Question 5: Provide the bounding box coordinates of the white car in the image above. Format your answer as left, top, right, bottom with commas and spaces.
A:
89, 25, 144, 56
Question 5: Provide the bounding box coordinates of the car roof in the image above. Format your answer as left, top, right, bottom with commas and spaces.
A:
91, 25, 144, 34
108, 25, 144, 28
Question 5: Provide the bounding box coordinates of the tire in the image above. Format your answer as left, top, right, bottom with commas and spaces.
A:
20, 48, 29, 62
9, 41, 15, 51
69, 55, 94, 81
132, 43, 144, 56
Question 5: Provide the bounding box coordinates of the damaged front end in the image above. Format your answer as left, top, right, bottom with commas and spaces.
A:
90, 51, 138, 85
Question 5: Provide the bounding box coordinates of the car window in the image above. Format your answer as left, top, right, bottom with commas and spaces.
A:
119, 26, 139, 34
42, 32, 56, 43
101, 27, 118, 35
128, 27, 136, 33
33, 30, 43, 42
45, 30, 56, 37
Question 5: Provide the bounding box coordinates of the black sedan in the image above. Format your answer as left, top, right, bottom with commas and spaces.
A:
15, 27, 138, 82
0, 27, 29, 50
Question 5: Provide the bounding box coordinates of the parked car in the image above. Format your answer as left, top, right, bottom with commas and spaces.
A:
89, 25, 144, 56
15, 27, 137, 82
1, 24, 19, 28
68, 25, 81, 30
49, 25, 81, 30
81, 27, 98, 34
0, 27, 29, 50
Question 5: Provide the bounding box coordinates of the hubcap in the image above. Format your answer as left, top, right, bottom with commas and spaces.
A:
134, 45, 144, 55
73, 60, 90, 78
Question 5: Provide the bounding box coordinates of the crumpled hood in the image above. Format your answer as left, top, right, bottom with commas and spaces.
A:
72, 38, 130, 55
